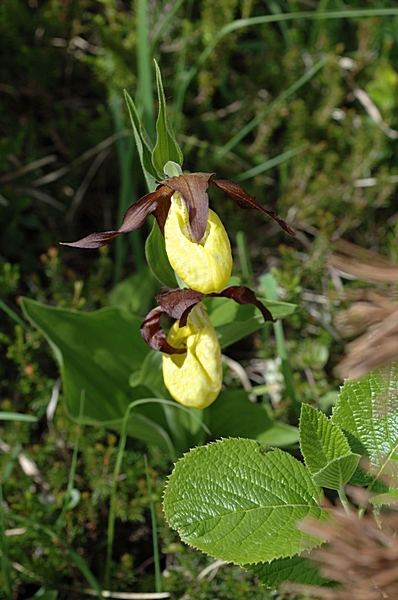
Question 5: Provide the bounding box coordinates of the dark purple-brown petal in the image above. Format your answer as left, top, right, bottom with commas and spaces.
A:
210, 286, 274, 323
156, 288, 205, 325
210, 179, 296, 236
164, 173, 214, 242
156, 285, 274, 327
140, 306, 186, 355
60, 185, 172, 249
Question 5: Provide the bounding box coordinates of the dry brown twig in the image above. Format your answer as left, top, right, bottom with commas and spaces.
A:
284, 499, 398, 599
329, 240, 398, 380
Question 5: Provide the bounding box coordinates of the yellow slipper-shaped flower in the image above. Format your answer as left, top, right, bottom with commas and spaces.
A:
162, 303, 222, 409
164, 192, 232, 294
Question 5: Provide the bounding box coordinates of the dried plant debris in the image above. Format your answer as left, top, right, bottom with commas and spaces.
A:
329, 240, 398, 380
329, 239, 398, 284
285, 507, 398, 599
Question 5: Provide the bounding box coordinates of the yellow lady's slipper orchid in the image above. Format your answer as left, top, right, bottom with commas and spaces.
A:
162, 303, 222, 409
164, 192, 232, 294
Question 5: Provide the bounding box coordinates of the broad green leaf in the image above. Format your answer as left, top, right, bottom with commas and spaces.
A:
206, 295, 297, 327
129, 349, 167, 398
20, 298, 174, 452
124, 90, 158, 189
152, 60, 183, 174
206, 297, 296, 350
145, 219, 177, 288
207, 389, 299, 446
250, 554, 329, 589
300, 404, 360, 490
163, 438, 326, 565
332, 364, 398, 488
0, 412, 38, 422
107, 268, 159, 316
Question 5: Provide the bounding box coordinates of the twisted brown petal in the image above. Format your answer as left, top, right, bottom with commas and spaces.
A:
60, 185, 173, 248
165, 172, 214, 242
140, 306, 185, 354
210, 286, 275, 323
154, 285, 274, 330
210, 179, 296, 236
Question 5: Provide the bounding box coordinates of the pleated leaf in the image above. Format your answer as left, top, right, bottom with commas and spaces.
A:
163, 438, 326, 566
250, 555, 330, 589
332, 363, 398, 489
300, 404, 360, 490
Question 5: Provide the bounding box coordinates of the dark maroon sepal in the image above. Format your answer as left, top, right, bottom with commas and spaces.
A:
140, 306, 185, 355
210, 179, 296, 237
60, 186, 172, 249
156, 289, 204, 322
164, 172, 214, 242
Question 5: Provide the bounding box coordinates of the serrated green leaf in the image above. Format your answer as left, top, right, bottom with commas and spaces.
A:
152, 61, 183, 174
312, 455, 361, 489
369, 489, 398, 506
300, 404, 360, 490
332, 363, 398, 489
145, 219, 177, 288
163, 438, 326, 565
124, 90, 158, 189
249, 554, 330, 589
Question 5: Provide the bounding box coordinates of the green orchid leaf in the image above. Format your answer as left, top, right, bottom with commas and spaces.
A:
152, 60, 183, 175
204, 295, 296, 350
145, 219, 177, 288
300, 404, 360, 490
20, 298, 174, 453
124, 90, 158, 189
332, 363, 398, 490
249, 554, 330, 589
107, 268, 159, 316
207, 389, 299, 446
163, 438, 326, 566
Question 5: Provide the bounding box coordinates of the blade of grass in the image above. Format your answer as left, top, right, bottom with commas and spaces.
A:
6, 511, 106, 599
214, 59, 326, 163
0, 412, 38, 422
105, 398, 211, 585
137, 0, 155, 141
0, 299, 31, 331
145, 455, 162, 593
55, 391, 84, 533
236, 231, 254, 287
175, 8, 398, 114
3, 443, 22, 483
172, 0, 195, 132
235, 145, 308, 182
151, 0, 186, 52
0, 483, 13, 599
264, 0, 293, 47
260, 273, 300, 423
109, 92, 144, 284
